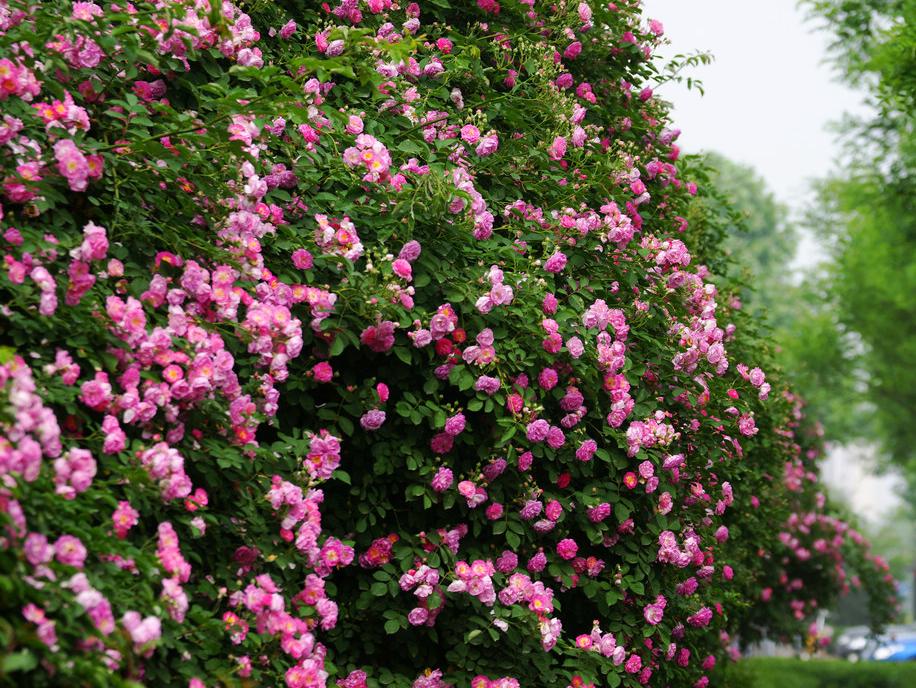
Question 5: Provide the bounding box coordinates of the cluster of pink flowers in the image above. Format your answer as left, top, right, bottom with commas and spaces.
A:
462, 328, 496, 366
112, 500, 140, 539
399, 564, 445, 626
625, 411, 679, 457
737, 363, 772, 399
475, 265, 514, 314
667, 270, 732, 378
456, 478, 488, 508
305, 429, 340, 480
360, 319, 397, 353
412, 668, 451, 688
450, 166, 494, 239
52, 447, 96, 499
314, 214, 364, 262
573, 620, 627, 663
470, 677, 519, 688
0, 57, 41, 101
156, 522, 190, 622
447, 559, 497, 606
657, 529, 703, 568
122, 611, 162, 656
227, 573, 332, 687
266, 476, 322, 552
577, 299, 635, 427
343, 133, 393, 183
86, 248, 305, 450
22, 604, 58, 650
140, 443, 193, 502
66, 571, 116, 635
54, 139, 99, 192
0, 356, 62, 486
358, 533, 398, 568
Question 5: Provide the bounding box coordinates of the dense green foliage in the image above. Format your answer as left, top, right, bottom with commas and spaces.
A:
0, 1, 898, 687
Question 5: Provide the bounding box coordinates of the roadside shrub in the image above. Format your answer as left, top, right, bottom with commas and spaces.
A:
0, 2, 896, 687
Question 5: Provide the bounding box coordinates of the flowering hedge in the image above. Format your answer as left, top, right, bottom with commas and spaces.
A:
0, 1, 896, 687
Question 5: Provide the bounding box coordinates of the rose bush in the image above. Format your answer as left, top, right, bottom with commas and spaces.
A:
0, 1, 896, 687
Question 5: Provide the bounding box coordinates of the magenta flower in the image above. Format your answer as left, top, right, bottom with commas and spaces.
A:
538, 367, 558, 390
460, 124, 480, 144
485, 502, 503, 520
545, 425, 566, 449
687, 607, 714, 627
444, 413, 466, 436
475, 134, 499, 156
526, 419, 549, 442
474, 375, 501, 395
24, 533, 53, 566
407, 607, 429, 625
311, 361, 333, 382
360, 321, 397, 353
644, 603, 664, 625
563, 41, 582, 60
527, 551, 547, 572
556, 538, 578, 560
431, 466, 454, 492
738, 414, 758, 436
112, 501, 140, 539
430, 432, 454, 454
359, 409, 386, 431
292, 248, 314, 269
576, 439, 597, 462
392, 258, 412, 281
520, 500, 542, 520
543, 252, 567, 274
54, 535, 87, 568
547, 136, 567, 160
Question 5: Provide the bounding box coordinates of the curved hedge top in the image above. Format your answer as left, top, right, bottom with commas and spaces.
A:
0, 2, 896, 687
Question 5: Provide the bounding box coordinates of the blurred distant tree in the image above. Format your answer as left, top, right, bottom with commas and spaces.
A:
771, 276, 865, 443
804, 0, 916, 496
701, 153, 861, 442
865, 506, 916, 581
700, 0, 916, 499
704, 153, 795, 316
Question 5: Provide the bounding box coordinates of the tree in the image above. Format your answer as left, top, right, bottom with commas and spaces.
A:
804, 0, 916, 499
703, 153, 795, 317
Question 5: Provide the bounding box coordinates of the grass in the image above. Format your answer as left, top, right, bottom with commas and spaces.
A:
717, 657, 916, 688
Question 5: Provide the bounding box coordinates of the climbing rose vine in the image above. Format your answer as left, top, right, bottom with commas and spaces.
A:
0, 1, 896, 687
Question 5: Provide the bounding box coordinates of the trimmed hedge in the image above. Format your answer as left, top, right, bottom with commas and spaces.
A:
719, 658, 916, 688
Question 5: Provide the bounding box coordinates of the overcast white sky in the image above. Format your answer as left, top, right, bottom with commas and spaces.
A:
641, 1, 904, 521
643, 0, 869, 206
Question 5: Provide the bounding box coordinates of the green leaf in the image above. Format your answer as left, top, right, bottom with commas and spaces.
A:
394, 346, 413, 364
330, 335, 347, 357
2, 651, 37, 673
